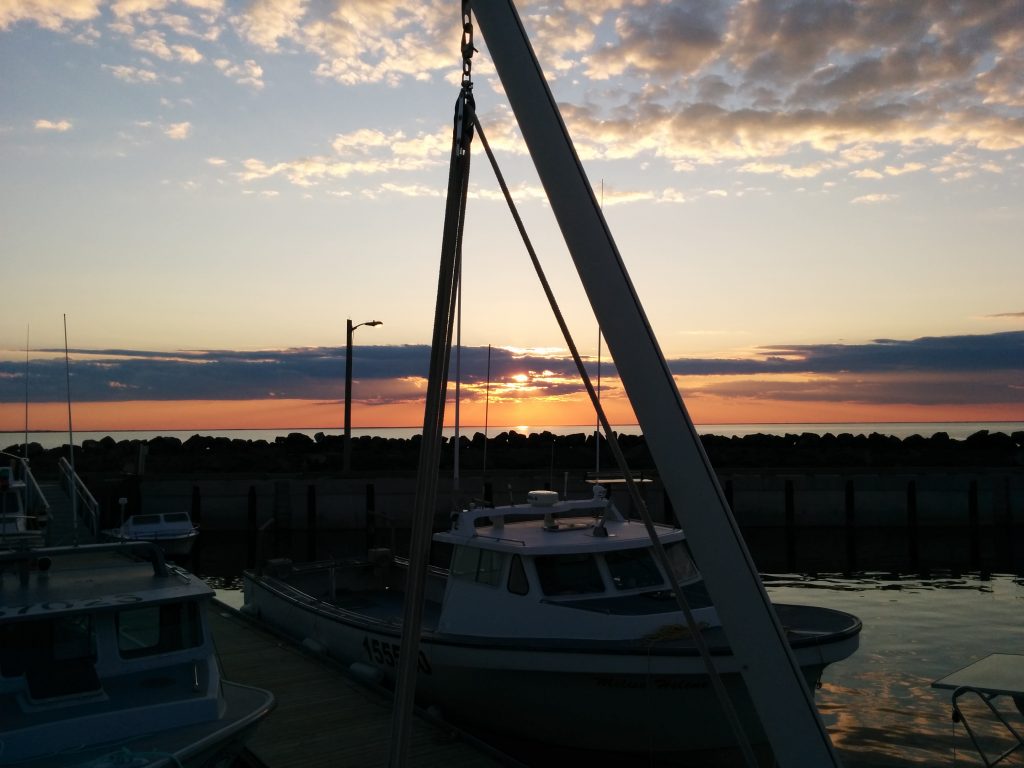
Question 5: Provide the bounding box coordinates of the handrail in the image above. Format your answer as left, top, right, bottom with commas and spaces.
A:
57, 456, 100, 535
0, 451, 50, 520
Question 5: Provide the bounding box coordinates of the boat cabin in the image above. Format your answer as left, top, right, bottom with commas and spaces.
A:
117, 511, 197, 539
0, 544, 225, 763
432, 486, 720, 640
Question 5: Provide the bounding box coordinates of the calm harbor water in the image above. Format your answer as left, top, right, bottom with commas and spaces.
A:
207, 548, 1023, 766
4, 421, 1022, 451
768, 573, 1023, 767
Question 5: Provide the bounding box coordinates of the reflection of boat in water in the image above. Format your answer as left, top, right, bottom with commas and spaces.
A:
0, 542, 274, 767
243, 485, 860, 755
0, 465, 45, 550
101, 511, 199, 557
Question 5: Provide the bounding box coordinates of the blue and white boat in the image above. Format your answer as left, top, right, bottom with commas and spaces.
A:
242, 485, 860, 756
0, 542, 273, 766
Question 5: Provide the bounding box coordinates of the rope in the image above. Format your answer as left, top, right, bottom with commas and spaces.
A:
388, 81, 475, 768
473, 114, 760, 768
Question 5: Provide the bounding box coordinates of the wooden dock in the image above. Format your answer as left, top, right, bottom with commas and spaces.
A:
208, 604, 513, 768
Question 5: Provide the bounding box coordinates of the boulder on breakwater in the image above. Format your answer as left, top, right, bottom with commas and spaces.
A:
6, 428, 1023, 478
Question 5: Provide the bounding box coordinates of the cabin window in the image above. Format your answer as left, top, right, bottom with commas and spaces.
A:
117, 601, 202, 658
507, 555, 529, 595
535, 554, 604, 596
665, 542, 698, 583
0, 614, 100, 698
164, 513, 190, 523
450, 545, 506, 588
131, 514, 161, 525
1, 489, 22, 514
605, 547, 664, 590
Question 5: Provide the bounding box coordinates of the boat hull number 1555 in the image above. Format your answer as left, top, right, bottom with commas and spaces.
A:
362, 636, 432, 674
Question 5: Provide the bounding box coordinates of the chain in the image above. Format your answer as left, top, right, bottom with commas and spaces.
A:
461, 0, 475, 86
455, 0, 476, 154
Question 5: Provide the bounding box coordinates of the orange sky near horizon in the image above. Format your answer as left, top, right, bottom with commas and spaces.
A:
2, 395, 1020, 435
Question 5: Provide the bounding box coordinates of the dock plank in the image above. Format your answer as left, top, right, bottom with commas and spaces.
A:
208, 605, 508, 768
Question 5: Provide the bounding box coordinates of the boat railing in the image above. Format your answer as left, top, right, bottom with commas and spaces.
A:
57, 456, 100, 536
1, 452, 51, 524
0, 541, 170, 578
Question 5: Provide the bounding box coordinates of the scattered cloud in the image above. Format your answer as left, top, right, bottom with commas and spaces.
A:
103, 63, 159, 83
851, 193, 897, 205
34, 118, 72, 131
10, 0, 1015, 201
238, 126, 447, 190
163, 121, 191, 140
213, 57, 263, 88
0, 0, 101, 32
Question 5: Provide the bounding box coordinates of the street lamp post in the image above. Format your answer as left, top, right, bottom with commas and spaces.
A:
344, 318, 382, 472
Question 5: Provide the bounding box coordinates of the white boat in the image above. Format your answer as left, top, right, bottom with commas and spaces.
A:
0, 466, 45, 549
0, 542, 274, 767
102, 511, 200, 557
242, 484, 860, 757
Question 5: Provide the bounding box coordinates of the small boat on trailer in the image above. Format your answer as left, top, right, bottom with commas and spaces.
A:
243, 485, 860, 756
101, 511, 200, 557
0, 542, 273, 767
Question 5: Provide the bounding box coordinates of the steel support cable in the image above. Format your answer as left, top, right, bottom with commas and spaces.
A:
388, 85, 475, 768
473, 114, 759, 768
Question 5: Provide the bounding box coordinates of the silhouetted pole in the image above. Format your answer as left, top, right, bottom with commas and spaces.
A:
343, 318, 382, 472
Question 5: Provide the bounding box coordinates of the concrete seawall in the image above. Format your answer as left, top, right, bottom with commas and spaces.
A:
97, 467, 1024, 575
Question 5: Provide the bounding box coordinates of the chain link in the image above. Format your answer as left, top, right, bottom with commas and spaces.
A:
461, 0, 475, 86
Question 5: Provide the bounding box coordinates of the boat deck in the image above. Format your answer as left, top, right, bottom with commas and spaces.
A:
208, 601, 512, 767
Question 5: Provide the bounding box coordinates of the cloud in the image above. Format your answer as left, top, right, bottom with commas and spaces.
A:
239, 126, 447, 190
984, 311, 1024, 320
585, 2, 728, 80
5, 0, 1024, 202
0, 0, 101, 31
3, 332, 1020, 411
851, 193, 896, 204
163, 121, 191, 140
103, 63, 159, 83
231, 0, 305, 52
34, 118, 72, 131
213, 58, 264, 88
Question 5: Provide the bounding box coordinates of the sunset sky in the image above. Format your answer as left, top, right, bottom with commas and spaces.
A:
1, 0, 1022, 433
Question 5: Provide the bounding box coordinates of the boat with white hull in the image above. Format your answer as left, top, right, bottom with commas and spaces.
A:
101, 511, 199, 557
1, 542, 273, 767
243, 485, 860, 756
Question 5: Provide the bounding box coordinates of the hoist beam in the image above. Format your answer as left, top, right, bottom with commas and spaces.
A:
470, 1, 842, 765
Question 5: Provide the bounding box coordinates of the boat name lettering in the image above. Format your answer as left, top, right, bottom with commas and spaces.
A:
0, 594, 143, 618
362, 636, 432, 674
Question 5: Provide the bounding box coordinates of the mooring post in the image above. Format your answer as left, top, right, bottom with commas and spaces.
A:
190, 484, 202, 572
968, 479, 981, 571
907, 479, 920, 574
365, 482, 376, 551
844, 479, 857, 575
784, 478, 796, 572
994, 475, 1014, 572
247, 485, 258, 568
306, 484, 317, 561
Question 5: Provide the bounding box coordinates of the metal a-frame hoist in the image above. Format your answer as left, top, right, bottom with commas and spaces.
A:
388, 1, 845, 766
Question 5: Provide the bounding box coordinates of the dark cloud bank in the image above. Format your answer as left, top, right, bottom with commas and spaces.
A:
1, 331, 1021, 407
